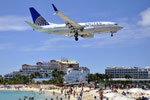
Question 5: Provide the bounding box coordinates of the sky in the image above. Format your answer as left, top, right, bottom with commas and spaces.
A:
0, 0, 150, 75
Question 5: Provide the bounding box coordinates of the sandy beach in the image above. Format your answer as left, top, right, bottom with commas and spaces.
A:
1, 84, 150, 100
0, 84, 97, 100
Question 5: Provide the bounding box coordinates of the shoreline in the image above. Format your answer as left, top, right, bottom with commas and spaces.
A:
0, 85, 67, 100
2, 84, 150, 100
0, 85, 76, 100
0, 84, 94, 100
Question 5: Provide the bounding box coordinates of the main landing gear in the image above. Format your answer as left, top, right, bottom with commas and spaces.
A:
111, 33, 114, 37
74, 32, 78, 41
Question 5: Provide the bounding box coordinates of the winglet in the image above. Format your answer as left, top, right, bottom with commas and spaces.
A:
52, 4, 58, 12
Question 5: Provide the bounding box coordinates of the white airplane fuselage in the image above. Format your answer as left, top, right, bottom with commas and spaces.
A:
26, 4, 123, 41
36, 21, 122, 37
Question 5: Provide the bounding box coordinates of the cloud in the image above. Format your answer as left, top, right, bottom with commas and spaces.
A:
0, 43, 14, 50
22, 38, 74, 51
138, 8, 150, 26
0, 15, 31, 31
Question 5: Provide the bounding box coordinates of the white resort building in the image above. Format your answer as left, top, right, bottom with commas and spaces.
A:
65, 67, 90, 83
4, 58, 90, 83
105, 66, 149, 79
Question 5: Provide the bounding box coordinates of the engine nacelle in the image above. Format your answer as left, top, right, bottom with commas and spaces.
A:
81, 34, 94, 39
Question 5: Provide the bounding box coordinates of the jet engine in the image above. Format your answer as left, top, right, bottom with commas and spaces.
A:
81, 34, 94, 39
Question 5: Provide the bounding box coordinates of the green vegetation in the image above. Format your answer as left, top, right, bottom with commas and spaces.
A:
30, 72, 42, 79
36, 69, 65, 85
51, 69, 65, 85
0, 75, 2, 78
88, 73, 111, 83
0, 70, 65, 85
0, 75, 30, 84
44, 73, 49, 78
88, 73, 150, 89
125, 74, 132, 79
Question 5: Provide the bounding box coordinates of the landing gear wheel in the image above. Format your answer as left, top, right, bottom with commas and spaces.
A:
75, 37, 78, 41
111, 33, 113, 37
74, 32, 79, 41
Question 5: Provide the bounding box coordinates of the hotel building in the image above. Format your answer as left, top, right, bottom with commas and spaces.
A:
4, 58, 90, 83
105, 67, 148, 79
65, 67, 90, 83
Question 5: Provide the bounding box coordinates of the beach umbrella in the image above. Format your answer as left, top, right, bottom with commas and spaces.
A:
128, 88, 145, 94
4, 85, 11, 88
144, 90, 150, 94
104, 93, 120, 98
113, 96, 135, 100
14, 86, 23, 88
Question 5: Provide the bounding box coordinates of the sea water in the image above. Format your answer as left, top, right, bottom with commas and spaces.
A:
0, 90, 59, 100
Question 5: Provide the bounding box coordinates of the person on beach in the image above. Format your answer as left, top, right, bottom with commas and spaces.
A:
80, 90, 83, 98
76, 92, 78, 97
114, 88, 118, 92
78, 96, 82, 100
64, 90, 67, 98
82, 86, 84, 91
122, 91, 126, 95
94, 96, 97, 100
70, 88, 73, 94
56, 96, 58, 100
99, 90, 103, 100
24, 96, 27, 100
53, 91, 55, 95
68, 94, 70, 100
73, 90, 76, 97
61, 88, 63, 94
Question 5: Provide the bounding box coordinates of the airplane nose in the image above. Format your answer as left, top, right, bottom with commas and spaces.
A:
118, 26, 123, 30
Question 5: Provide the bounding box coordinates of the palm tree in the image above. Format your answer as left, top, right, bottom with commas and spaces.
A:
0, 75, 2, 79
30, 73, 36, 79
44, 73, 49, 78
51, 69, 65, 85
125, 74, 132, 79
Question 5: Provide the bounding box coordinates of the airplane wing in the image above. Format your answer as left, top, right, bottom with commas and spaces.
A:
52, 4, 83, 32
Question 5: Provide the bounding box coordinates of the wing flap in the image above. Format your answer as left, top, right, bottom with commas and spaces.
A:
81, 34, 94, 39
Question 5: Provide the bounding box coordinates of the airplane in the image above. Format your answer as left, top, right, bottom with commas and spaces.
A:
25, 4, 123, 41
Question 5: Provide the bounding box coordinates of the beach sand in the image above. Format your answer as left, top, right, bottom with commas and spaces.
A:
1, 85, 150, 100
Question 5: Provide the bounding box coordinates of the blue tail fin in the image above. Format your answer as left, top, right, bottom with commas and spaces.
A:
29, 7, 49, 26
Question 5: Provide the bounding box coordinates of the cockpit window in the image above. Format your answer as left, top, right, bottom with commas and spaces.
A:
114, 23, 118, 25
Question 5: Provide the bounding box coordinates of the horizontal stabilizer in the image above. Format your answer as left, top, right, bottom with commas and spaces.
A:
25, 21, 41, 29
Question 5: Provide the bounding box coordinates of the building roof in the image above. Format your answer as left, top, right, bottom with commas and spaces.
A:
106, 67, 139, 69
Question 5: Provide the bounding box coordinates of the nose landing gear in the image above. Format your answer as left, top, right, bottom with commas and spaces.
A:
111, 31, 117, 37
74, 32, 78, 41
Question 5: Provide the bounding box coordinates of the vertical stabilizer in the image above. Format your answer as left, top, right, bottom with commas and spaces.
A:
29, 7, 49, 26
